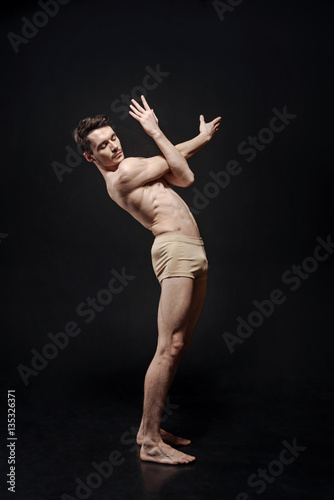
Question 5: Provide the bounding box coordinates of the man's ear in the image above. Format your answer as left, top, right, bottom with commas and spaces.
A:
84, 152, 95, 163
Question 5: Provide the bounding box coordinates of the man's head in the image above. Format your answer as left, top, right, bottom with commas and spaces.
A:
73, 115, 124, 171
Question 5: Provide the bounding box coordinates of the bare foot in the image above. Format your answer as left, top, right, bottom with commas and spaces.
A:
160, 429, 191, 447
140, 440, 196, 465
137, 428, 191, 447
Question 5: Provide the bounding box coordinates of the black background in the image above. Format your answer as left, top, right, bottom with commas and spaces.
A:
1, 0, 334, 499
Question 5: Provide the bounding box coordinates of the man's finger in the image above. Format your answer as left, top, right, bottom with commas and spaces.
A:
129, 104, 141, 117
140, 94, 151, 111
129, 110, 140, 121
131, 98, 145, 113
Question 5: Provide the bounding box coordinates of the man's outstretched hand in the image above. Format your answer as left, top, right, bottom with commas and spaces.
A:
129, 95, 160, 137
129, 96, 221, 143
199, 114, 222, 141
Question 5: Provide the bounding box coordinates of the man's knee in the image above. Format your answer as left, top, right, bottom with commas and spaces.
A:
170, 340, 186, 359
158, 338, 187, 361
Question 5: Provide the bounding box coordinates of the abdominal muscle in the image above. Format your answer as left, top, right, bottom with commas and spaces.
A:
115, 177, 200, 238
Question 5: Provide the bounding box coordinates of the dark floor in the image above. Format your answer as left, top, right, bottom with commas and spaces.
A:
1, 377, 334, 500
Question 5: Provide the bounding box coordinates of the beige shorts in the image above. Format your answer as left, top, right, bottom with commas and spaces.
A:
151, 232, 209, 283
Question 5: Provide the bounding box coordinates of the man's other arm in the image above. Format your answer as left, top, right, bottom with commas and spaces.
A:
174, 114, 222, 161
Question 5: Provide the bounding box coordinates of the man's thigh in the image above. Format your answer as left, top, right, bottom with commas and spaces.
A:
157, 277, 194, 340
184, 277, 207, 345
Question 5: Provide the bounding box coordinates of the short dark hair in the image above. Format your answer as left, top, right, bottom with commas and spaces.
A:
73, 115, 112, 154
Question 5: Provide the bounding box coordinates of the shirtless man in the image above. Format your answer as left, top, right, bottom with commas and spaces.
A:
73, 95, 221, 464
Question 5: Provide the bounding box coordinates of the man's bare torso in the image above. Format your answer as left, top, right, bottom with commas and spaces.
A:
104, 157, 200, 238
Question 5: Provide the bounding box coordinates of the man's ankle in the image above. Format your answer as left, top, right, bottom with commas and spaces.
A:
142, 435, 161, 446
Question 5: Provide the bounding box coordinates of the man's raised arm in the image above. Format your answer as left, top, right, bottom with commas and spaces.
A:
129, 95, 194, 187
161, 114, 221, 186
175, 114, 222, 160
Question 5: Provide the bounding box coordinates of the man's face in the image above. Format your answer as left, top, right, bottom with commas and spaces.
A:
84, 126, 124, 169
